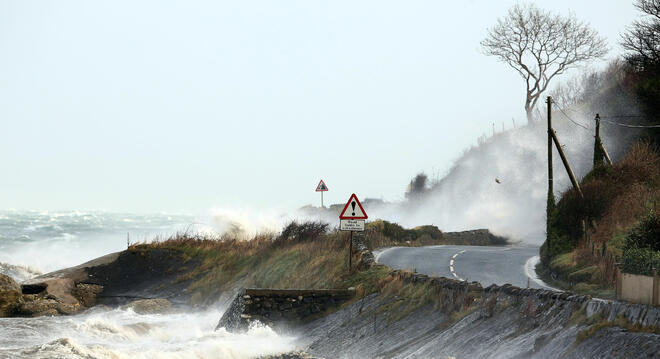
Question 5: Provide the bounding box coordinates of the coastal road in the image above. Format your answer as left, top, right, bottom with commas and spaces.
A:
375, 245, 554, 290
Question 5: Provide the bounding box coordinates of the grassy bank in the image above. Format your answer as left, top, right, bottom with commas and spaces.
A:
132, 222, 392, 305
540, 142, 660, 296
130, 219, 499, 319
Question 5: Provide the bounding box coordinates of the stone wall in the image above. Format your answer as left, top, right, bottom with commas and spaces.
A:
440, 229, 508, 245
390, 269, 660, 328
216, 288, 355, 332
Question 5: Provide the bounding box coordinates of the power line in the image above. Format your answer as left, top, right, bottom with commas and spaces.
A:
600, 115, 646, 119
555, 105, 591, 130
599, 118, 660, 128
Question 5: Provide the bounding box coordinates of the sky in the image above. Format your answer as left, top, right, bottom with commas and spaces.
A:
0, 1, 638, 214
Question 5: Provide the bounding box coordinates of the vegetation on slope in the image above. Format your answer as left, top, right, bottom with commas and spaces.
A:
540, 142, 660, 295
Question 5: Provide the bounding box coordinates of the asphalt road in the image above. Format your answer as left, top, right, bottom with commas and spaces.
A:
375, 245, 554, 289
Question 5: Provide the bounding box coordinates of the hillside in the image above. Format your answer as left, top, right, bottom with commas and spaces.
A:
540, 141, 660, 297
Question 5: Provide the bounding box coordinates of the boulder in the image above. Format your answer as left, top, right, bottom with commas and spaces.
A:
0, 274, 22, 317
122, 298, 173, 314
16, 296, 60, 317
72, 283, 104, 307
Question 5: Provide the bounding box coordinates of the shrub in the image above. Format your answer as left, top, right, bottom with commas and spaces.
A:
543, 141, 660, 264
621, 211, 660, 275
623, 211, 660, 252
276, 221, 329, 243
621, 248, 660, 276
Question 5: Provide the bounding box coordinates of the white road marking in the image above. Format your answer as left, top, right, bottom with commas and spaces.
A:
449, 250, 467, 281
523, 255, 560, 291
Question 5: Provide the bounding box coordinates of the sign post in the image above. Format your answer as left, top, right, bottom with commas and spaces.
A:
339, 193, 367, 271
315, 180, 328, 207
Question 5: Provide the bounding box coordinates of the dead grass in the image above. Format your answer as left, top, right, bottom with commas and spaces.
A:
134, 224, 394, 304
576, 314, 660, 345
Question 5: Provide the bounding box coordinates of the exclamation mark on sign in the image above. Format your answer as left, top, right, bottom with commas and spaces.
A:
351, 201, 356, 216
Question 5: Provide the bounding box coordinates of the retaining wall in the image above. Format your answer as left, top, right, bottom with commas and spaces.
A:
216, 288, 355, 331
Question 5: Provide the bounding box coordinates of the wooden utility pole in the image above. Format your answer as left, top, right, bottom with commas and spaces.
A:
594, 114, 604, 167
547, 97, 554, 204
594, 114, 613, 166
550, 130, 584, 198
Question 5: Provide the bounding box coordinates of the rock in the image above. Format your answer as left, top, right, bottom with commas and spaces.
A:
122, 298, 173, 314
17, 298, 60, 317
72, 283, 104, 307
0, 274, 22, 317
258, 350, 321, 358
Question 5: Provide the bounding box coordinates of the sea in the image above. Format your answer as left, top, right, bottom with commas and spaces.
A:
0, 210, 297, 359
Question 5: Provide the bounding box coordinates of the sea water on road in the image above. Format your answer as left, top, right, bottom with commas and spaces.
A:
375, 245, 555, 289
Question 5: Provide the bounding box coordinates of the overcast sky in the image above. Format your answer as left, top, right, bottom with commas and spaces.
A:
0, 1, 637, 214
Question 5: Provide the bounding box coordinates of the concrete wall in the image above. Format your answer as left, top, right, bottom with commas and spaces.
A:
617, 272, 659, 306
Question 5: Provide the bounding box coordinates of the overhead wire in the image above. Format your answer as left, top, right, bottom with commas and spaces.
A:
553, 103, 660, 129
599, 118, 660, 128
554, 104, 591, 131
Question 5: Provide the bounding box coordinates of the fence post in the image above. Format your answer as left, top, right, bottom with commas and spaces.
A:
653, 268, 659, 306
616, 267, 622, 300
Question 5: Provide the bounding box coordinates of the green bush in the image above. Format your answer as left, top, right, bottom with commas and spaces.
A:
621, 248, 660, 276
623, 212, 660, 252
621, 211, 660, 275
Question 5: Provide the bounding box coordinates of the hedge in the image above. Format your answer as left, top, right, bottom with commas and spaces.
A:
621, 248, 660, 276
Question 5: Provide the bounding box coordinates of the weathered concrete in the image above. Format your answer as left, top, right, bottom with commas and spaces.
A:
617, 271, 660, 306
216, 288, 355, 331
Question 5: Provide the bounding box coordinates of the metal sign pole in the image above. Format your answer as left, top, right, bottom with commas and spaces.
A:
349, 230, 353, 271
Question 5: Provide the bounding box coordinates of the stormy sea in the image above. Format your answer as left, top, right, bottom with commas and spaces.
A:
0, 211, 297, 359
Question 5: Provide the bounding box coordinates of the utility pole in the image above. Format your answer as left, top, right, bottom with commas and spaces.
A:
550, 130, 584, 198
594, 114, 612, 167
594, 113, 604, 167
547, 97, 554, 205
547, 96, 554, 247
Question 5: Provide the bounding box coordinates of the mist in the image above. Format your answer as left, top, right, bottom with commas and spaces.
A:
206, 104, 637, 246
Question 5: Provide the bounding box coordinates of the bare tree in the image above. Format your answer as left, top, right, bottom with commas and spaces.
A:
622, 0, 660, 70
481, 4, 607, 123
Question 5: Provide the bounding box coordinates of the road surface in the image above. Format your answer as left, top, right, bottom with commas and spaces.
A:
375, 245, 554, 289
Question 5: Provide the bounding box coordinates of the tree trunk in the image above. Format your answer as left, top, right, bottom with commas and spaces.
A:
525, 106, 534, 124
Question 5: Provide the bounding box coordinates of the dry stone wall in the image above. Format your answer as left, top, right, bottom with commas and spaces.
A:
216, 288, 355, 331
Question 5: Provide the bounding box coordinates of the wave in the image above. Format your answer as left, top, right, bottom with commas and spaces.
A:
0, 262, 42, 282
1, 308, 298, 359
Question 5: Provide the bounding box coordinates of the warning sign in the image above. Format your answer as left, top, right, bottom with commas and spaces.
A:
339, 194, 367, 220
315, 180, 328, 192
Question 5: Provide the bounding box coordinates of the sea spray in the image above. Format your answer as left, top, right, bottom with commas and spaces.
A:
0, 307, 298, 359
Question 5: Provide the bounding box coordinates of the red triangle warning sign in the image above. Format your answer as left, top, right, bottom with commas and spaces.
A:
315, 180, 328, 192
339, 194, 368, 219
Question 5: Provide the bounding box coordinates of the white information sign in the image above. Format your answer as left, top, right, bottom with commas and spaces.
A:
340, 219, 365, 231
